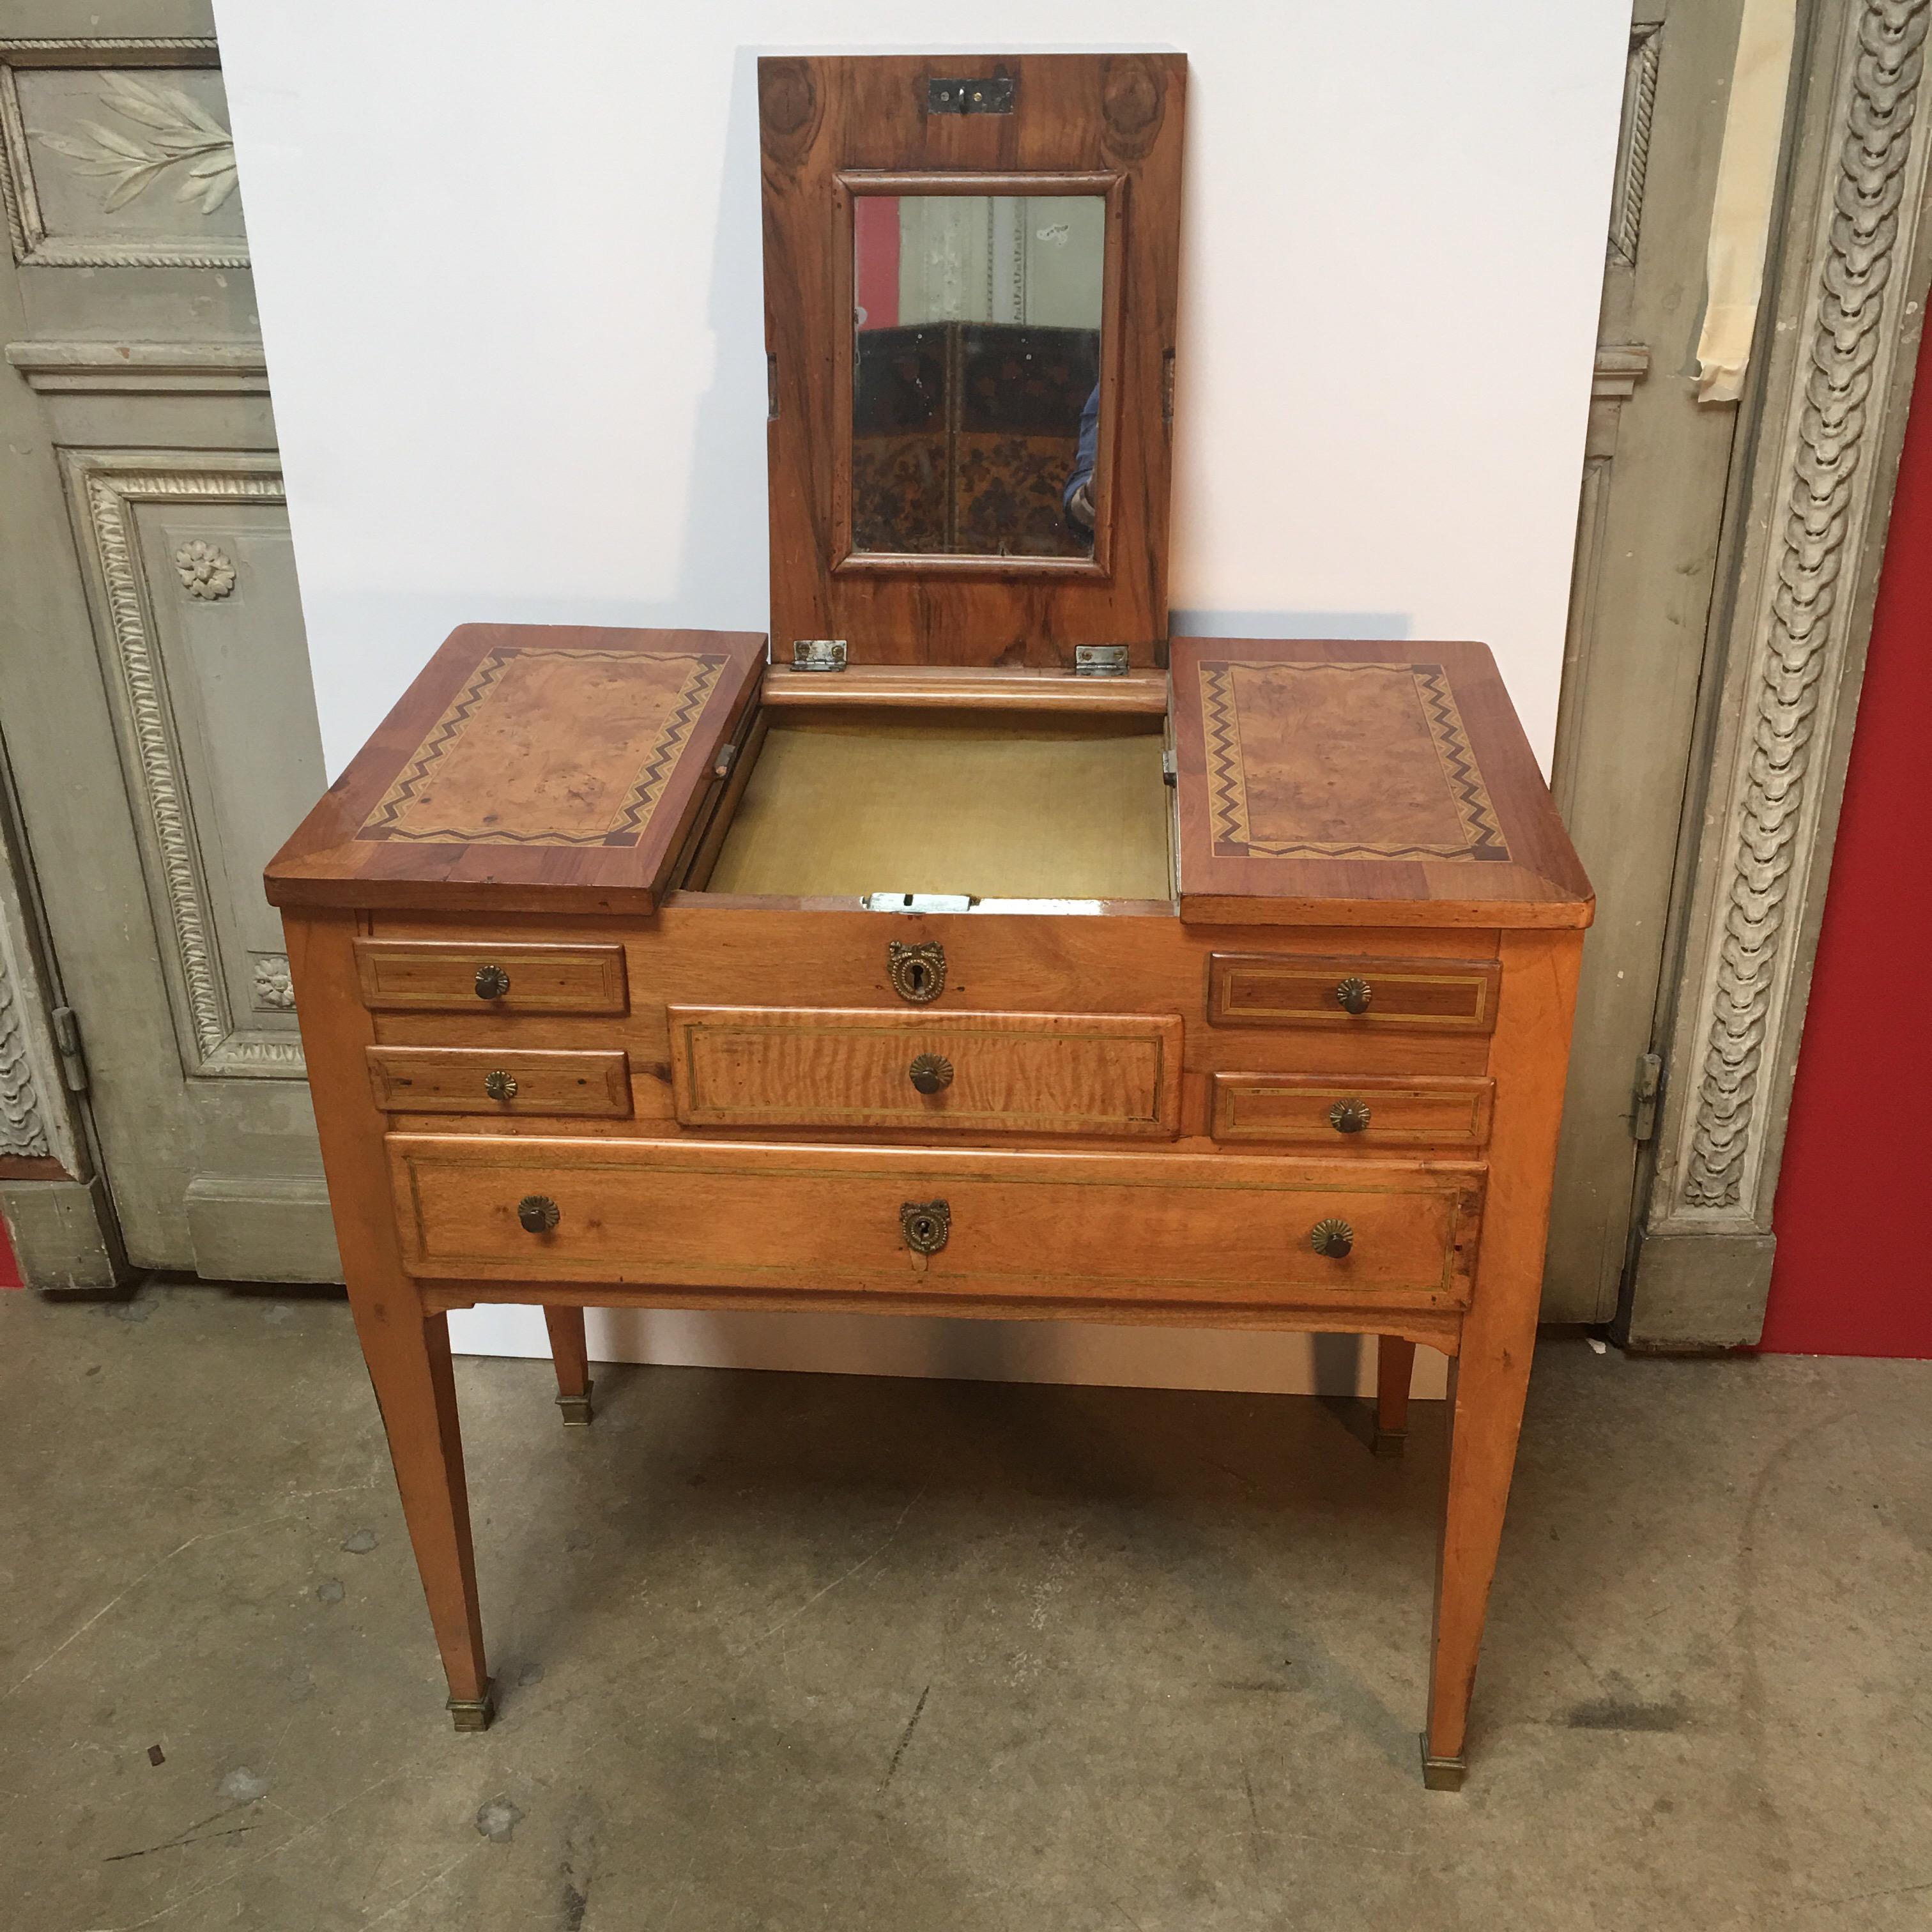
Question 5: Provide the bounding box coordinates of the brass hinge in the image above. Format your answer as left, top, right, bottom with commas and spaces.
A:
926, 75, 1015, 115
1631, 1052, 1662, 1142
1162, 746, 1177, 786
766, 353, 779, 421
52, 1004, 88, 1094
790, 640, 848, 671
1074, 645, 1130, 677
712, 742, 737, 781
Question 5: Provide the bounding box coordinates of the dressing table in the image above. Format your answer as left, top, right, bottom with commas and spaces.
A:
267, 52, 1590, 1788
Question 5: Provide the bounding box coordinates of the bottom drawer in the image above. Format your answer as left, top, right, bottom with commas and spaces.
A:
388, 1135, 1485, 1310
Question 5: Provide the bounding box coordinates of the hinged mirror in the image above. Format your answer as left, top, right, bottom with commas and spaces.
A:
760, 54, 1186, 669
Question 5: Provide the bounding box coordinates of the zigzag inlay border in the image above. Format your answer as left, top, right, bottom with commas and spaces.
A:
1197, 660, 1511, 862
361, 647, 725, 847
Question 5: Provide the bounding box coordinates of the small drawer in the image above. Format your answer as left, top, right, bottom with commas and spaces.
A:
668, 1006, 1183, 1138
355, 940, 627, 1015
367, 1047, 632, 1118
388, 1133, 1484, 1309
1207, 954, 1501, 1033
1212, 1073, 1494, 1147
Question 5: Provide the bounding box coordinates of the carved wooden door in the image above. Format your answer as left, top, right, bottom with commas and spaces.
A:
0, 5, 336, 1280
1542, 0, 1755, 1320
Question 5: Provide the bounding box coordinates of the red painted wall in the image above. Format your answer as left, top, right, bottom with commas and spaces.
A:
1759, 321, 1932, 1356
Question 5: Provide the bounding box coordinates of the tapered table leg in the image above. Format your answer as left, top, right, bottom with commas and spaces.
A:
544, 1305, 594, 1426
351, 1298, 493, 1729
1374, 1336, 1415, 1457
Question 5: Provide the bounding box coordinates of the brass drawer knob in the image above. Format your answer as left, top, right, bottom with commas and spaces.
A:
887, 940, 946, 1004
475, 963, 512, 1000
484, 1069, 518, 1102
900, 1199, 951, 1255
908, 1052, 954, 1095
1310, 1217, 1354, 1259
1333, 976, 1372, 1016
1328, 1097, 1371, 1134
516, 1194, 560, 1234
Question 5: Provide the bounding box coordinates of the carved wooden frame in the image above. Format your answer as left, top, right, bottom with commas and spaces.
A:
0, 37, 246, 269
1627, 0, 1932, 1346
59, 451, 305, 1080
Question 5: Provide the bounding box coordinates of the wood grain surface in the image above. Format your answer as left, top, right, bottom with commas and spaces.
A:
355, 940, 628, 1014
760, 54, 1185, 665
668, 1005, 1181, 1137
1206, 953, 1502, 1032
367, 1046, 632, 1119
388, 1131, 1485, 1310
265, 625, 765, 915
1170, 638, 1594, 927
1209, 1073, 1494, 1149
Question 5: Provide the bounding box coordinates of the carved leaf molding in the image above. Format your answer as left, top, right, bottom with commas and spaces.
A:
0, 944, 52, 1160
32, 71, 236, 215
1682, 0, 1929, 1209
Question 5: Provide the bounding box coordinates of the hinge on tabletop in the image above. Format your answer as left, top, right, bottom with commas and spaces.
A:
1162, 349, 1176, 428
1074, 645, 1130, 677
1631, 1052, 1662, 1142
712, 742, 737, 781
791, 640, 848, 672
766, 353, 779, 421
1162, 746, 1177, 786
52, 1004, 89, 1094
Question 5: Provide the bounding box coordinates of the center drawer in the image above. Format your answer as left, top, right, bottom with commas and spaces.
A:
666, 1006, 1183, 1138
388, 1133, 1485, 1310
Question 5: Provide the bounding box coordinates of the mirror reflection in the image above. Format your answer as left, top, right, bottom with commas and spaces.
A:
852, 194, 1104, 558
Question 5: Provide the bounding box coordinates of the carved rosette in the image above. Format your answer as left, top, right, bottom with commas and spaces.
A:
174, 540, 235, 598
1680, 0, 1930, 1211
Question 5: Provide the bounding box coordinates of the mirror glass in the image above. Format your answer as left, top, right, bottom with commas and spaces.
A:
852, 194, 1105, 558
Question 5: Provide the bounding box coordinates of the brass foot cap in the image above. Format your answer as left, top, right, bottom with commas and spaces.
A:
1372, 1428, 1407, 1459
447, 1685, 495, 1733
557, 1380, 594, 1428
1420, 1738, 1466, 1791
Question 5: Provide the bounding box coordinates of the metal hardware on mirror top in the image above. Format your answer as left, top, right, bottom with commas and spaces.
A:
900, 1199, 951, 1254
484, 1070, 518, 1102
1310, 1217, 1354, 1259
790, 640, 847, 671
864, 894, 973, 914
1334, 976, 1373, 1016
516, 1194, 560, 1234
908, 1052, 954, 1094
474, 964, 511, 1000
926, 76, 1014, 114
1075, 645, 1130, 677
1328, 1098, 1372, 1135
887, 940, 946, 1002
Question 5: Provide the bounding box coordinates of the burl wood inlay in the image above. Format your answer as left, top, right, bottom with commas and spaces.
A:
1199, 661, 1511, 862
361, 646, 725, 847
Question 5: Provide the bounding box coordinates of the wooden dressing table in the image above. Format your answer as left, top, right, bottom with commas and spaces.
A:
267, 53, 1590, 1788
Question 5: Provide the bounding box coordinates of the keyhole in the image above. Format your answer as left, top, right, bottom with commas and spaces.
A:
905, 960, 928, 995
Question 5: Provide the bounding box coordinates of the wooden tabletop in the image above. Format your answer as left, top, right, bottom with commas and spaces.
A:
1169, 638, 1593, 928
266, 624, 765, 916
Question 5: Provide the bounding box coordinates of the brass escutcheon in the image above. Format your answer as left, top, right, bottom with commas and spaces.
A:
1309, 1216, 1354, 1259
900, 1199, 951, 1255
887, 940, 946, 1004
908, 1053, 954, 1095
1328, 1097, 1371, 1134
475, 963, 512, 1000
484, 1069, 518, 1102
516, 1193, 560, 1234
1333, 976, 1372, 1016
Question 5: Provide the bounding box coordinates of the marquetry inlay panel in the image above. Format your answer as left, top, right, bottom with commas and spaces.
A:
1196, 660, 1511, 863
360, 647, 727, 848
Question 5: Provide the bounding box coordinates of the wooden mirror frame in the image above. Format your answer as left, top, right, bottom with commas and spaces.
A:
759, 54, 1186, 669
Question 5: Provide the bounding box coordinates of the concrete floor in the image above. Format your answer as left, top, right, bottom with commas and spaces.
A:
2, 1287, 1928, 1932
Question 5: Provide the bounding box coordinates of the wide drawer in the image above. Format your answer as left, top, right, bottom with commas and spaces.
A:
1207, 953, 1501, 1033
668, 1006, 1182, 1138
388, 1134, 1484, 1308
1211, 1073, 1493, 1148
367, 1046, 632, 1117
355, 939, 627, 1014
